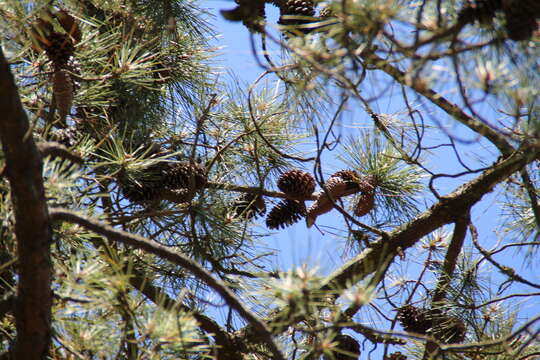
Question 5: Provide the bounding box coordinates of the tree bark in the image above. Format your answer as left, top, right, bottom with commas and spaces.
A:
0, 48, 52, 359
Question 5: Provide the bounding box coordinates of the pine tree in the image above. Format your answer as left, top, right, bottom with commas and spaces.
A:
0, 0, 539, 359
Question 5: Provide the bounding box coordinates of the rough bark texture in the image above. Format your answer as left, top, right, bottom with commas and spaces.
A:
0, 47, 52, 359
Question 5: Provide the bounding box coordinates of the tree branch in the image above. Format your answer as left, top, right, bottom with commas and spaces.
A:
49, 208, 285, 360
520, 168, 540, 237
424, 213, 470, 359
0, 47, 53, 360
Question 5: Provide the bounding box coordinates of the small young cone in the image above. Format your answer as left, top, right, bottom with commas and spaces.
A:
306, 176, 347, 227
277, 169, 316, 199
52, 69, 73, 123
353, 192, 375, 217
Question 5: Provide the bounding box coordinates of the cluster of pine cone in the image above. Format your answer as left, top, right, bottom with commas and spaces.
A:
116, 145, 207, 205
222, 0, 331, 34
29, 9, 82, 122
458, 0, 539, 41
397, 304, 466, 344
256, 169, 378, 230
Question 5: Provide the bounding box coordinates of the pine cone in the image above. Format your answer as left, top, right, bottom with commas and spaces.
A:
330, 169, 359, 182
323, 334, 360, 360
502, 0, 540, 41
45, 32, 75, 67
353, 191, 375, 217
52, 69, 74, 121
118, 162, 170, 204
306, 176, 348, 228
280, 0, 316, 16
384, 352, 407, 360
164, 161, 207, 191
429, 314, 467, 344
266, 199, 306, 229
232, 193, 266, 219
277, 169, 316, 199
277, 0, 316, 32
457, 0, 502, 25
396, 305, 433, 335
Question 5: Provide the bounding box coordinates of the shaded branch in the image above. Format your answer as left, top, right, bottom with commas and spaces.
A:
520, 168, 540, 236
49, 208, 285, 360
424, 213, 470, 359
0, 46, 52, 360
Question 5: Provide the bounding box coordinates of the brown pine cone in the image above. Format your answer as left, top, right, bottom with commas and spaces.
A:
52, 69, 74, 122
396, 305, 433, 335
266, 199, 306, 229
353, 191, 375, 217
306, 176, 348, 227
277, 169, 316, 199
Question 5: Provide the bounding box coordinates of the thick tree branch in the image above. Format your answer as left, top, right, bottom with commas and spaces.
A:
431, 214, 470, 304
0, 47, 52, 359
49, 208, 285, 360
520, 168, 540, 236
424, 213, 470, 359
